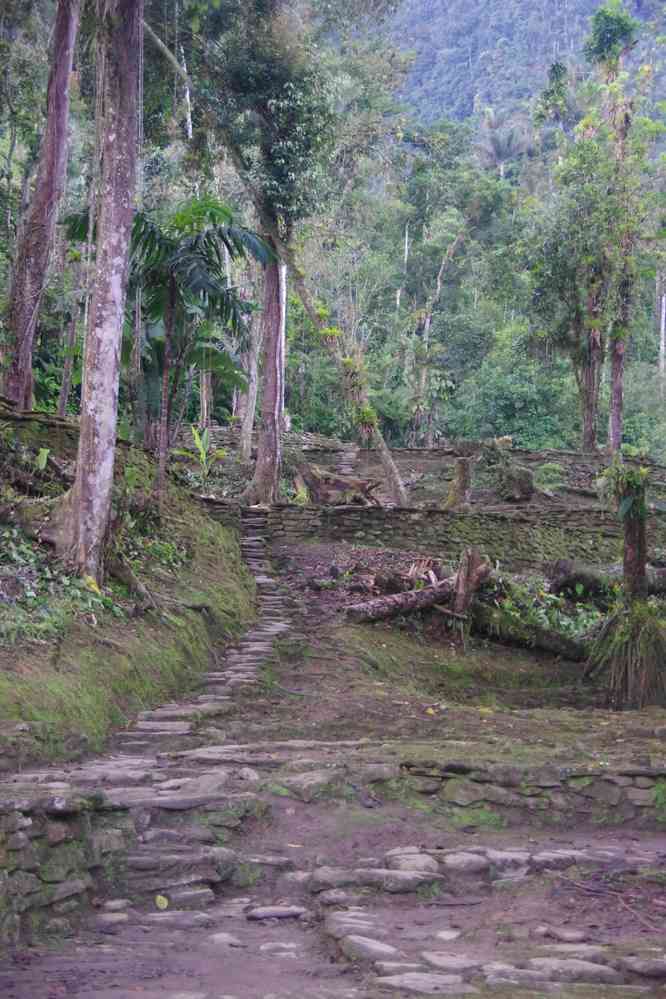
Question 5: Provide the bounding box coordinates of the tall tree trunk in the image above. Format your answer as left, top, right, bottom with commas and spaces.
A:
239, 316, 262, 464
578, 326, 604, 451
3, 0, 81, 409
156, 275, 176, 503
242, 249, 284, 504
61, 0, 142, 582
57, 310, 78, 418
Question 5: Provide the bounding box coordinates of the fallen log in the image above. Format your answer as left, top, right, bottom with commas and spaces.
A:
346, 577, 457, 623
346, 547, 490, 624
345, 548, 591, 661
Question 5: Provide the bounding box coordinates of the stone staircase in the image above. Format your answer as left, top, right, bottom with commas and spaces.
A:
2, 509, 666, 998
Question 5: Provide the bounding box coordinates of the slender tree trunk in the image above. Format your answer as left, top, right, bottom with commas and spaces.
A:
3, 0, 81, 408
408, 230, 465, 447
242, 248, 284, 504
172, 364, 194, 445
156, 275, 176, 503
57, 310, 78, 418
129, 291, 147, 443
61, 0, 142, 582
200, 369, 212, 428
279, 260, 288, 428
609, 254, 632, 454
609, 336, 625, 454
658, 275, 665, 400
239, 317, 262, 464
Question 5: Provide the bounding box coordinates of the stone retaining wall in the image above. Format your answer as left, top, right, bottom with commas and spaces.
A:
400, 759, 666, 829
0, 788, 133, 949
202, 500, 666, 570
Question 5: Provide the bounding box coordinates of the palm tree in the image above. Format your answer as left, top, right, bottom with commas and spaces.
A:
70, 195, 272, 500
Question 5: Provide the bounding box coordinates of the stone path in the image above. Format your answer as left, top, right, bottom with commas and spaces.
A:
1, 508, 666, 998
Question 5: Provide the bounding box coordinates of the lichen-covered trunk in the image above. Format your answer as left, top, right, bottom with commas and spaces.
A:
3, 0, 81, 409
242, 251, 284, 504
63, 0, 142, 581
239, 317, 262, 464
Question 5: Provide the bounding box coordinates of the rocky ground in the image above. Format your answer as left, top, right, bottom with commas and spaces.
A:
1, 511, 665, 999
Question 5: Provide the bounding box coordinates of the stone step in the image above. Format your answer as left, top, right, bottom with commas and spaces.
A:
102, 787, 235, 809
138, 703, 230, 722
162, 884, 216, 909
138, 909, 217, 929
135, 721, 193, 734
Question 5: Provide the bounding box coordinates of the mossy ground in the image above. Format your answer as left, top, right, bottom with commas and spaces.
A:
230, 616, 666, 771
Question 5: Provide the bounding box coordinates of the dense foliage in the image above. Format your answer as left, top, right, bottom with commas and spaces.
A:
0, 0, 665, 484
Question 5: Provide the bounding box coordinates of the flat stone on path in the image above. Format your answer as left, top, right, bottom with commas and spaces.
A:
422, 953, 481, 973
544, 944, 610, 961
324, 911, 384, 940
621, 956, 666, 978
375, 972, 478, 995
340, 934, 401, 962
275, 769, 341, 801
140, 910, 215, 929
206, 931, 246, 947
318, 888, 363, 905
435, 930, 462, 942
311, 867, 360, 892
376, 963, 427, 974
387, 852, 440, 873
440, 852, 490, 875
246, 904, 309, 920
527, 957, 624, 984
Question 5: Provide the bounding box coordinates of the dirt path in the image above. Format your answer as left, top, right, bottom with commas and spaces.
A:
1, 511, 665, 999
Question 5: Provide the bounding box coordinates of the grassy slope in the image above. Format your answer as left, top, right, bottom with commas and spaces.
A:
0, 418, 255, 765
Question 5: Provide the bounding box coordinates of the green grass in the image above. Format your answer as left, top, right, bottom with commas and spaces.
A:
340, 623, 578, 704
0, 486, 256, 761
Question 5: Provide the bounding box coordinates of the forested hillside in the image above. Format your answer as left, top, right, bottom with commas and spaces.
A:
393, 0, 666, 120
0, 0, 665, 551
